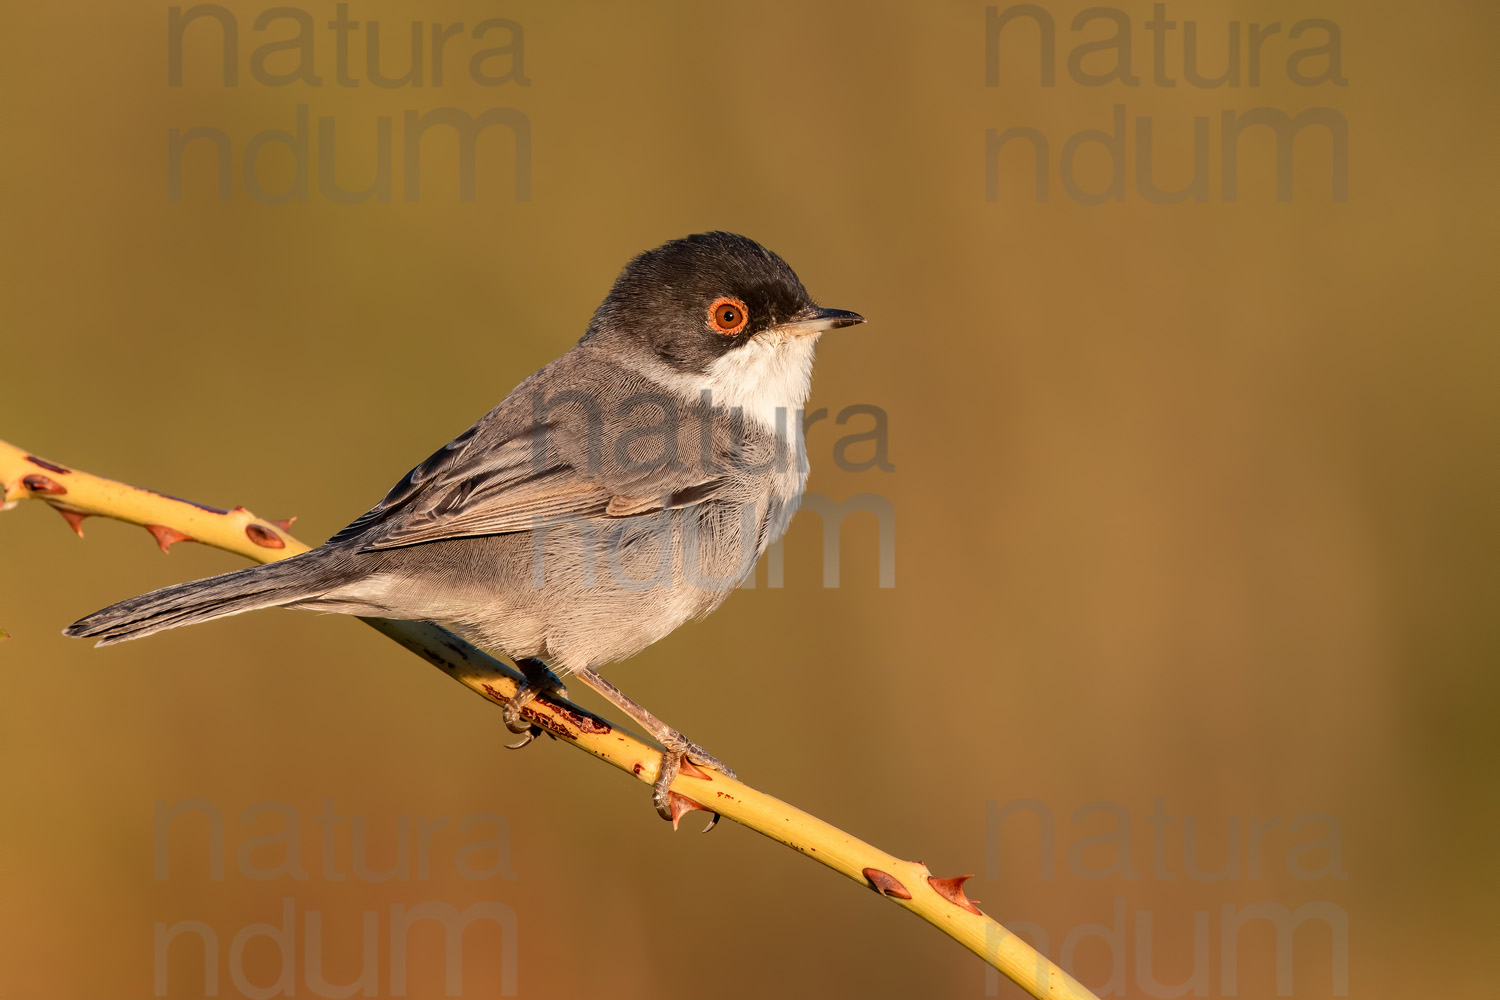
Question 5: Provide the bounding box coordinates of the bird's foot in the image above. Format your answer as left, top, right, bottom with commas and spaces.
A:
502, 658, 569, 748
567, 666, 736, 833
653, 734, 736, 832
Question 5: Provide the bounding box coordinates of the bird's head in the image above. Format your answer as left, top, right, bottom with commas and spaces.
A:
585, 231, 864, 429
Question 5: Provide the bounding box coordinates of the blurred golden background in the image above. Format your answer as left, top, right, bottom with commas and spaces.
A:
2, 1, 1495, 997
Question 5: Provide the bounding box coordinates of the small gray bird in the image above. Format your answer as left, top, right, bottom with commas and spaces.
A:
66, 231, 864, 823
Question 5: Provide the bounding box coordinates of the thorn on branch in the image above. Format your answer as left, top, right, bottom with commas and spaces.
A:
54, 506, 89, 537
146, 524, 194, 553
678, 758, 713, 781
666, 792, 711, 831
22, 474, 66, 495
928, 875, 982, 914
863, 868, 913, 899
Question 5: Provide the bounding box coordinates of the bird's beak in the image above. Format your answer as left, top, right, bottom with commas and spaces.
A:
776, 306, 866, 337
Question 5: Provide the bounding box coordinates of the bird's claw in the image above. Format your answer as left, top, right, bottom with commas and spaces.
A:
505, 726, 542, 749
652, 736, 735, 832
500, 697, 535, 736
501, 658, 568, 739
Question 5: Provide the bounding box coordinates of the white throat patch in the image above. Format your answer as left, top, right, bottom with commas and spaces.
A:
700, 330, 820, 438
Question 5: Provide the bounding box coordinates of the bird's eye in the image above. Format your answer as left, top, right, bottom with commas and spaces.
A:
708, 296, 749, 335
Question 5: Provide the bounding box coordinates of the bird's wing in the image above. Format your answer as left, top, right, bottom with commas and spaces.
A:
328, 405, 743, 553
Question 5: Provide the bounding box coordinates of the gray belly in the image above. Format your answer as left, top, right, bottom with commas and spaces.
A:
306, 491, 796, 672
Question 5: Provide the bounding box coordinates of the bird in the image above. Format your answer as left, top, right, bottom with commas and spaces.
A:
65, 231, 865, 825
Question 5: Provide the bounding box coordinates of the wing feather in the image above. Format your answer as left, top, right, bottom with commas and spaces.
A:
327, 397, 742, 552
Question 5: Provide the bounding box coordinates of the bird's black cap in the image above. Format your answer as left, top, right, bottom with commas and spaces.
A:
585, 231, 863, 373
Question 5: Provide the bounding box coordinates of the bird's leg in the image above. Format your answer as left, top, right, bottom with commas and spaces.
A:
572, 667, 735, 830
502, 657, 570, 748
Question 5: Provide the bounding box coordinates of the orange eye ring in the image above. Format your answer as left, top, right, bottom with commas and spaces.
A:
708, 296, 749, 335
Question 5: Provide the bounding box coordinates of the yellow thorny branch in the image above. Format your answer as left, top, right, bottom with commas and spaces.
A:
0, 437, 1098, 1000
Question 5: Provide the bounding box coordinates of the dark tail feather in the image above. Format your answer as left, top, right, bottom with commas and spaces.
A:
64, 549, 340, 647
